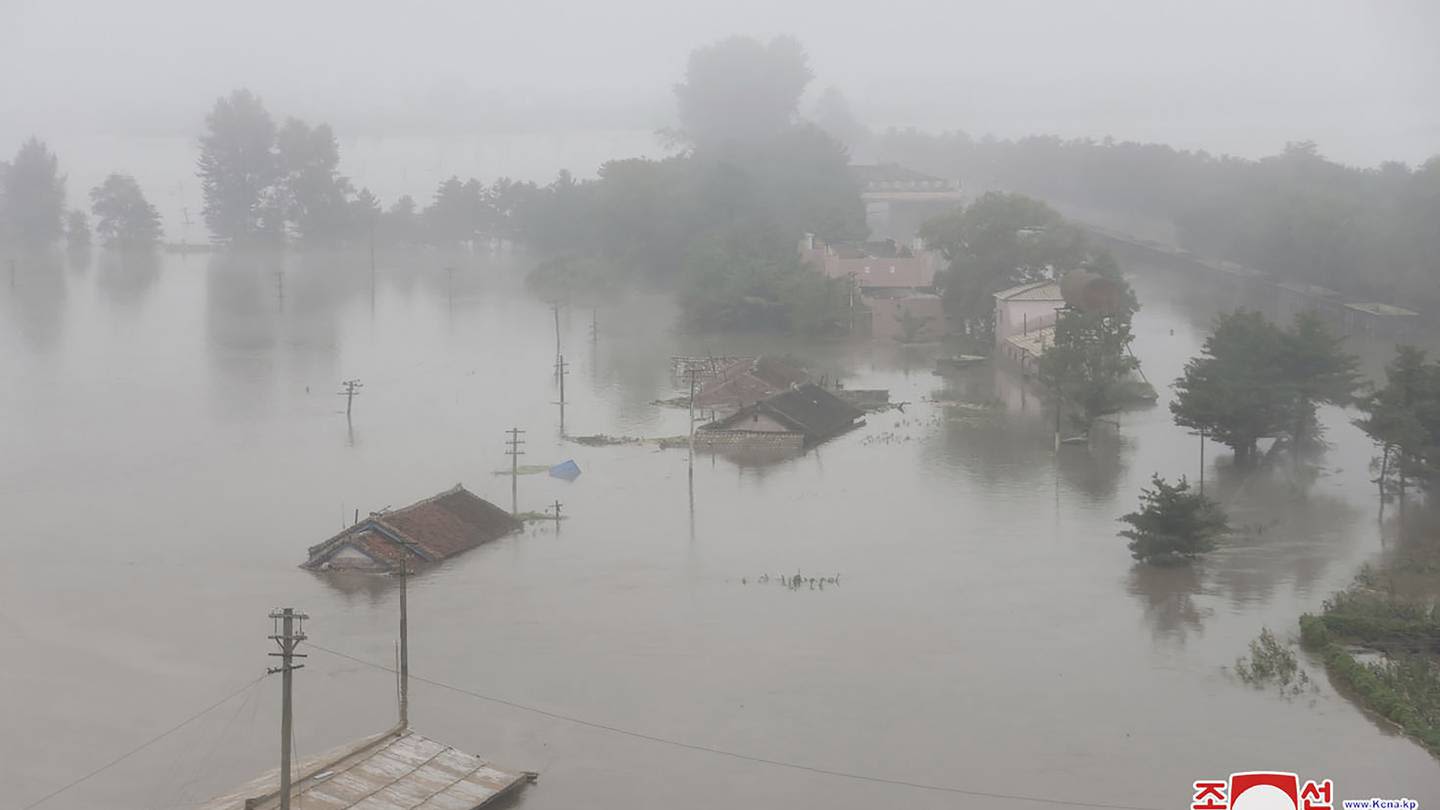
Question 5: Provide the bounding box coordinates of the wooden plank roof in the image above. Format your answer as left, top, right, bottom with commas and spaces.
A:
196, 730, 528, 810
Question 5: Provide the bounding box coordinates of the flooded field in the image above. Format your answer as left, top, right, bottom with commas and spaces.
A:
2, 248, 1437, 809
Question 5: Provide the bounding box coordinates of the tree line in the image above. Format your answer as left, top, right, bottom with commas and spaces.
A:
187, 36, 866, 334
1122, 305, 1440, 567
0, 138, 162, 252
875, 131, 1440, 317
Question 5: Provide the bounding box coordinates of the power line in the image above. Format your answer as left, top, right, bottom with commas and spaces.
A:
306, 644, 1160, 810
21, 673, 271, 810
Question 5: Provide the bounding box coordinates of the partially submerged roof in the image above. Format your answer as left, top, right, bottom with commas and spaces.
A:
1005, 325, 1054, 359
694, 356, 810, 410
1345, 301, 1418, 318
994, 280, 1063, 302
196, 728, 529, 810
305, 485, 521, 572
704, 383, 863, 443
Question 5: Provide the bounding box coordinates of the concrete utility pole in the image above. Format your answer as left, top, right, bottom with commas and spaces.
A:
267, 608, 308, 810
554, 355, 568, 436
339, 379, 364, 420
505, 427, 526, 516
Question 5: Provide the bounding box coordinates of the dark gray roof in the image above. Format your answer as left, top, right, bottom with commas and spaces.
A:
707, 383, 864, 442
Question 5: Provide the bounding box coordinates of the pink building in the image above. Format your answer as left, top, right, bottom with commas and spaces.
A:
802, 236, 941, 292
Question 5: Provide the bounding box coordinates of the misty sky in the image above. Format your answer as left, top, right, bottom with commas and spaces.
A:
4, 0, 1438, 167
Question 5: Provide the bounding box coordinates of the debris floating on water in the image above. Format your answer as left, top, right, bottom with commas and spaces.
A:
549, 459, 582, 480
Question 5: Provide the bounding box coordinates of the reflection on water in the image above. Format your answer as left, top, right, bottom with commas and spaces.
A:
1127, 562, 1209, 643
6, 251, 67, 351
2, 250, 1438, 809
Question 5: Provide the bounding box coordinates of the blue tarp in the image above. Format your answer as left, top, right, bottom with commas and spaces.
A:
548, 459, 581, 481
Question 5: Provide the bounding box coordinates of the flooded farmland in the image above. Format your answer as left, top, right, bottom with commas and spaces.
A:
2, 249, 1437, 809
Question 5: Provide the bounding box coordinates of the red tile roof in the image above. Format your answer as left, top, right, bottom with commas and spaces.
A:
304, 485, 520, 571
694, 356, 810, 410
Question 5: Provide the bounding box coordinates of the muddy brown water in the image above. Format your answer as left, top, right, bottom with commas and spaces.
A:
2, 249, 1436, 809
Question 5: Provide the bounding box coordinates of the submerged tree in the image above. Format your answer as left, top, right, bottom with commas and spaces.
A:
1119, 475, 1230, 564
90, 174, 162, 249
197, 89, 279, 245
1355, 346, 1440, 505
1277, 311, 1360, 455
1038, 304, 1140, 427
919, 193, 1097, 342
275, 119, 352, 247
1173, 310, 1359, 466
65, 209, 91, 248
2, 137, 66, 248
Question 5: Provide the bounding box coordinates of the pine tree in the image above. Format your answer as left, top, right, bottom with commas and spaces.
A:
1119, 476, 1230, 564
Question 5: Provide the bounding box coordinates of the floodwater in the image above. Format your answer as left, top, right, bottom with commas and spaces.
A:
2, 246, 1437, 810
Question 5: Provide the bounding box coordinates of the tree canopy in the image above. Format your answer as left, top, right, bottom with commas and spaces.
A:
197, 89, 281, 245
1355, 346, 1440, 501
1119, 475, 1230, 564
89, 174, 162, 249
878, 130, 1440, 318
1171, 310, 1359, 466
275, 119, 352, 246
674, 35, 811, 148
919, 193, 1111, 341
2, 137, 66, 249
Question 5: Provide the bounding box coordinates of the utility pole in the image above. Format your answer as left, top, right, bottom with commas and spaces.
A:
554, 355, 568, 436
339, 379, 363, 420
589, 308, 598, 345
369, 215, 377, 312
550, 300, 562, 376
505, 427, 526, 516
398, 554, 410, 729
267, 608, 308, 810
547, 499, 562, 534
686, 363, 701, 469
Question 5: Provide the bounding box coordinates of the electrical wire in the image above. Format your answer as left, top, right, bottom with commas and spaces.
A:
171, 677, 263, 807
308, 643, 1162, 810
20, 672, 271, 810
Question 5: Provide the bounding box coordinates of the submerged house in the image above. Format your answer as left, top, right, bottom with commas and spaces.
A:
698, 383, 864, 451
693, 355, 811, 412
304, 485, 521, 572
994, 280, 1064, 372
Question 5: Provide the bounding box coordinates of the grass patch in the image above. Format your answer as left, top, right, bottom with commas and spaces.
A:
1300, 578, 1440, 755
569, 433, 688, 449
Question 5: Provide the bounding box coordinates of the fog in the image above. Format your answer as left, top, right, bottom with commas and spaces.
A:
6, 3, 1440, 809
5, 0, 1438, 166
